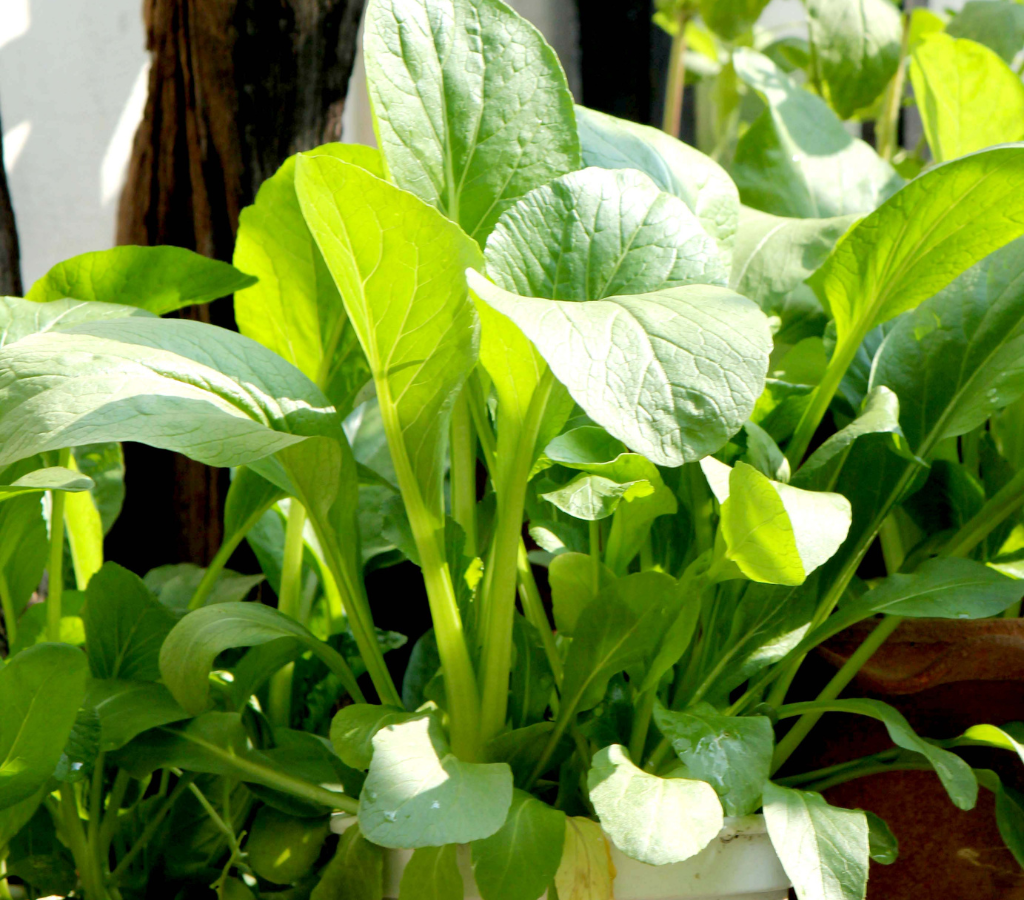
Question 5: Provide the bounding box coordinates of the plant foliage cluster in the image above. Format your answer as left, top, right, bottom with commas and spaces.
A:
4, 1, 1024, 899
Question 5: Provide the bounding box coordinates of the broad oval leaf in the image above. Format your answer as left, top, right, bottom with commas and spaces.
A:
699, 0, 770, 40
246, 806, 331, 884
159, 601, 363, 714
0, 643, 89, 809
548, 551, 615, 637
26, 246, 256, 314
813, 143, 1024, 353
364, 0, 579, 244
575, 104, 739, 262
471, 789, 565, 900
947, 0, 1024, 62
485, 167, 728, 301
869, 236, 1024, 455
358, 716, 513, 848
469, 273, 771, 467
85, 679, 189, 752
910, 34, 1024, 164
732, 49, 901, 218
0, 466, 92, 497
0, 295, 153, 347
234, 143, 378, 414
554, 817, 614, 900
0, 316, 339, 469
399, 845, 463, 900
541, 473, 652, 522
762, 782, 869, 900
330, 704, 421, 771
653, 701, 774, 817
587, 744, 723, 866
806, 0, 902, 120
312, 823, 383, 900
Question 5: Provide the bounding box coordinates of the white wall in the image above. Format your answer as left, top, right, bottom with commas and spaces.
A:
0, 0, 148, 287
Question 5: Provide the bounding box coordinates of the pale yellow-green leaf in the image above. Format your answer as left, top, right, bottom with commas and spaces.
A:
554, 817, 615, 900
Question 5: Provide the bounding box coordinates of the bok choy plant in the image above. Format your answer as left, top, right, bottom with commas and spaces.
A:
4, 1, 1024, 899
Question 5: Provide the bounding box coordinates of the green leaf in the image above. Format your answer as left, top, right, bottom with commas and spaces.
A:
864, 810, 898, 865
82, 562, 177, 681
869, 237, 1024, 455
26, 246, 256, 314
0, 295, 155, 347
143, 563, 263, 611
706, 459, 852, 585
0, 644, 88, 809
975, 769, 1024, 869
548, 551, 615, 637
53, 706, 100, 783
555, 817, 614, 900
561, 572, 685, 716
806, 0, 902, 120
330, 704, 421, 770
469, 274, 771, 467
399, 845, 463, 900
779, 698, 977, 809
762, 782, 869, 900
234, 143, 378, 414
246, 806, 330, 884
471, 789, 565, 900
911, 34, 1024, 164
364, 0, 579, 244
296, 154, 481, 518
0, 466, 91, 496
653, 701, 773, 817
947, 1, 1024, 63
964, 723, 1024, 764
699, 0, 769, 40
0, 316, 339, 469
159, 601, 362, 714
729, 207, 856, 315
85, 679, 189, 752
575, 105, 739, 263
732, 49, 901, 218
814, 144, 1024, 356
312, 822, 383, 900
541, 473, 652, 522
485, 167, 727, 301
358, 716, 513, 848
72, 442, 125, 534
587, 744, 723, 865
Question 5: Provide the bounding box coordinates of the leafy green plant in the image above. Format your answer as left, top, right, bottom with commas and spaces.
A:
4, 2, 1024, 900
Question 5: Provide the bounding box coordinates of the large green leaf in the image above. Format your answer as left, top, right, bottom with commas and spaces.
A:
729, 207, 856, 314
947, 1, 1024, 62
26, 246, 255, 314
910, 34, 1024, 164
159, 601, 363, 713
0, 466, 91, 497
731, 49, 901, 218
548, 551, 615, 637
358, 716, 513, 848
469, 274, 771, 466
869, 237, 1024, 455
296, 154, 481, 518
0, 644, 88, 809
330, 704, 421, 770
806, 0, 902, 120
364, 0, 579, 244
246, 806, 330, 885
704, 458, 851, 586
144, 564, 263, 611
762, 782, 869, 900
778, 698, 977, 809
471, 789, 565, 900
700, 0, 770, 40
587, 744, 723, 865
312, 823, 383, 900
574, 105, 739, 262
653, 702, 773, 817
82, 563, 177, 681
0, 295, 153, 346
399, 845, 463, 900
484, 167, 727, 300
85, 679, 189, 752
234, 143, 378, 414
0, 316, 339, 468
814, 144, 1024, 355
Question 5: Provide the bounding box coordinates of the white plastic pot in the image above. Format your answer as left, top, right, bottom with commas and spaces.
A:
330, 815, 790, 900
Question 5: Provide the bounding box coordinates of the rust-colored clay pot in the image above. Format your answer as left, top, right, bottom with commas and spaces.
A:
783, 618, 1024, 899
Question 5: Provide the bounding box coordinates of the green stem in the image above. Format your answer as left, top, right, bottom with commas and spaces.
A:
944, 465, 1024, 558
108, 774, 195, 888
771, 615, 903, 773
98, 768, 131, 861
450, 392, 478, 558
267, 501, 308, 727
478, 368, 557, 747
61, 785, 107, 900
877, 10, 911, 162
517, 541, 563, 687
47, 447, 72, 642
775, 747, 902, 789
87, 752, 106, 858
662, 10, 690, 136
629, 689, 657, 764
0, 570, 18, 649
878, 513, 905, 574
466, 371, 498, 473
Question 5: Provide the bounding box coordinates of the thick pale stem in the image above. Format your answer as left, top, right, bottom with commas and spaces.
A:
60, 785, 107, 900
267, 501, 308, 727
662, 12, 690, 137
450, 392, 478, 558
877, 11, 911, 162
771, 615, 903, 772
479, 368, 557, 746
629, 689, 657, 764
517, 540, 563, 686
47, 447, 72, 643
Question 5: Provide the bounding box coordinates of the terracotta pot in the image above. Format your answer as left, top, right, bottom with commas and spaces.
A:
788, 617, 1024, 899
